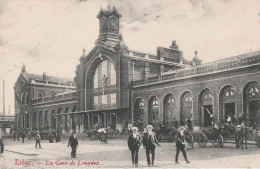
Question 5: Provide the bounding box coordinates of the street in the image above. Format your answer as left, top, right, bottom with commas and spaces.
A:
1, 137, 260, 168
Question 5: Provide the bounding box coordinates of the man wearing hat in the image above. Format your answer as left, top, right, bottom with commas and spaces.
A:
128, 127, 142, 167
35, 131, 41, 149
143, 125, 161, 166
68, 131, 78, 158
175, 126, 190, 164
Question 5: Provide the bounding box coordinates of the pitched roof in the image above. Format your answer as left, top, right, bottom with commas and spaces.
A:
22, 72, 75, 83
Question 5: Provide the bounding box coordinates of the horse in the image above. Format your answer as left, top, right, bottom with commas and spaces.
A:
235, 126, 254, 149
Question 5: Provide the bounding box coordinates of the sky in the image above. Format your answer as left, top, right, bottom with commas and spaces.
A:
0, 0, 260, 115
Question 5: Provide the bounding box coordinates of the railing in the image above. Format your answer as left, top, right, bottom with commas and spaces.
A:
147, 76, 160, 83
32, 91, 77, 105
132, 51, 260, 86
31, 80, 76, 88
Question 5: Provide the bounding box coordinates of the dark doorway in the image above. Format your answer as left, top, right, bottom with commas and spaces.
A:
203, 105, 213, 127
249, 100, 260, 129
93, 115, 98, 128
224, 103, 235, 122
111, 114, 116, 130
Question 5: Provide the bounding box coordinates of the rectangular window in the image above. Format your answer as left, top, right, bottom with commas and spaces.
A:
111, 93, 116, 104
94, 96, 98, 105
102, 95, 107, 105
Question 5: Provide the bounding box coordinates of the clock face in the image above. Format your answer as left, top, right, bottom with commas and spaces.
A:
101, 18, 107, 27
109, 18, 117, 28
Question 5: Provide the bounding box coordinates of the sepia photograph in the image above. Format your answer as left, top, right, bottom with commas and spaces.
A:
0, 0, 260, 168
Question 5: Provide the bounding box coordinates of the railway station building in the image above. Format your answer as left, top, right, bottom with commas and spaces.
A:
14, 7, 260, 133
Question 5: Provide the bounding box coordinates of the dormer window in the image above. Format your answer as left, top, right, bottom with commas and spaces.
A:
37, 92, 44, 99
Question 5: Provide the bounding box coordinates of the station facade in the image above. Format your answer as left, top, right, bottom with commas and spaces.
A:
14, 7, 260, 133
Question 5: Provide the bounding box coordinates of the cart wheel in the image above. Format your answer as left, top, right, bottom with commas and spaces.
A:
218, 135, 224, 147
198, 133, 207, 147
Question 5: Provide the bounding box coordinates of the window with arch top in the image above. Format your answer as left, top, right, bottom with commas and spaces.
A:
93, 60, 116, 89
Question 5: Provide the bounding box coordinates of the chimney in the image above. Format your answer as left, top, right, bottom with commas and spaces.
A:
22, 64, 26, 73
43, 72, 47, 80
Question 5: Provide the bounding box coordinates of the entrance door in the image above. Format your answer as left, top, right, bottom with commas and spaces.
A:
93, 115, 98, 128
249, 100, 260, 129
203, 105, 212, 127
111, 113, 116, 130
224, 103, 235, 122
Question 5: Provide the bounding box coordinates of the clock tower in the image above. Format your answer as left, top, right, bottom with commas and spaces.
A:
97, 6, 122, 44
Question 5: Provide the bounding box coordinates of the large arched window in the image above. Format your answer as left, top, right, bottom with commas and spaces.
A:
148, 96, 159, 125
180, 92, 193, 126
220, 85, 236, 123
163, 94, 176, 124
93, 60, 116, 89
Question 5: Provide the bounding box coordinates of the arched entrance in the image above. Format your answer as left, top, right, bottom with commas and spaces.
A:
134, 98, 145, 129
39, 111, 43, 130
148, 96, 159, 125
199, 89, 214, 127
163, 94, 176, 127
220, 85, 236, 123
51, 109, 56, 129
57, 108, 62, 132
64, 107, 70, 133
243, 81, 260, 129
180, 92, 193, 126
32, 112, 37, 130
44, 110, 49, 130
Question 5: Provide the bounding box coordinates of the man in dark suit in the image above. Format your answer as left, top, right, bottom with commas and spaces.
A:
143, 125, 161, 167
128, 127, 142, 167
175, 126, 190, 164
68, 131, 79, 158
35, 131, 41, 149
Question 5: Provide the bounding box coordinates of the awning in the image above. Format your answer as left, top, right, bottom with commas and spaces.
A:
55, 108, 127, 116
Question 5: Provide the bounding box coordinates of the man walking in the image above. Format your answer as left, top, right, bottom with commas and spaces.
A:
35, 131, 41, 149
175, 126, 190, 164
128, 127, 142, 167
143, 125, 161, 167
68, 131, 78, 158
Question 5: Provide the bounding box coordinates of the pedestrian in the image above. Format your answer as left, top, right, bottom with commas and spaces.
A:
35, 131, 41, 149
128, 127, 142, 167
0, 135, 4, 154
48, 132, 53, 143
175, 126, 190, 164
16, 131, 20, 141
21, 131, 25, 143
143, 125, 161, 167
13, 131, 16, 141
68, 131, 78, 158
187, 118, 193, 133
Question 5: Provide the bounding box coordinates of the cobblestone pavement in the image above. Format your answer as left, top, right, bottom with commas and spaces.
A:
1, 138, 260, 168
